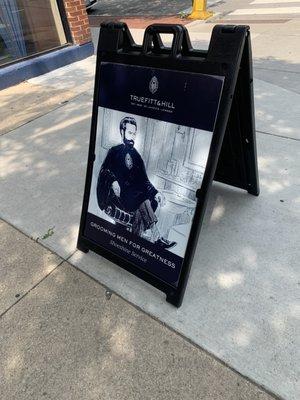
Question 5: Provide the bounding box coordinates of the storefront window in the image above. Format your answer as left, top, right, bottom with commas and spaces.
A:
0, 0, 67, 67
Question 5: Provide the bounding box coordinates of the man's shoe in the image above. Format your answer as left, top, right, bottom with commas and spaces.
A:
155, 237, 177, 250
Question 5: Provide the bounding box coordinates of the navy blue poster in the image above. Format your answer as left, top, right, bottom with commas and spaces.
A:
84, 62, 224, 287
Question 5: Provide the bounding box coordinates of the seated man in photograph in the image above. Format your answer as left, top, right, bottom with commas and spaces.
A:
97, 116, 176, 250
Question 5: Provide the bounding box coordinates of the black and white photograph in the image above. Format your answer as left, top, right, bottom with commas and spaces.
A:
82, 61, 224, 285
87, 107, 213, 259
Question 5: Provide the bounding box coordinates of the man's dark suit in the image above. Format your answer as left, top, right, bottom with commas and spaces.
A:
97, 143, 158, 215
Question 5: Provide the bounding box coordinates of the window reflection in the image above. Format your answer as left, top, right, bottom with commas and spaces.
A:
0, 0, 67, 66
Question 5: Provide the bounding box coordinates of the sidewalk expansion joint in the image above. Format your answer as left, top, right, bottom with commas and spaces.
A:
256, 129, 300, 142
0, 250, 77, 320
0, 90, 91, 137
0, 216, 69, 262
0, 258, 64, 320
208, 19, 290, 24
0, 217, 78, 320
254, 66, 300, 75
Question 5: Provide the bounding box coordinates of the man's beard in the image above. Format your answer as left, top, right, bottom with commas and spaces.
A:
123, 138, 134, 148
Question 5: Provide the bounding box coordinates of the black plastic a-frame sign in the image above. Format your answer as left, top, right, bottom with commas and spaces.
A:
77, 22, 259, 307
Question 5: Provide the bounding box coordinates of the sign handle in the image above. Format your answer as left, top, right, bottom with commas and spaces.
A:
142, 24, 184, 57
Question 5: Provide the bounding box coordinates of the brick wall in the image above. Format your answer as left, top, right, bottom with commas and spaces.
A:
63, 0, 92, 45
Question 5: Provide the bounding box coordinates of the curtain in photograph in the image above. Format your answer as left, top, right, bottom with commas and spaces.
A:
0, 0, 26, 59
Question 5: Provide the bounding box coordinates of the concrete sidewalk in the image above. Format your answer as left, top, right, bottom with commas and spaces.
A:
0, 14, 299, 400
0, 220, 275, 400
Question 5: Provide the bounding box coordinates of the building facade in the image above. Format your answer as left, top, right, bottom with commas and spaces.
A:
0, 0, 93, 89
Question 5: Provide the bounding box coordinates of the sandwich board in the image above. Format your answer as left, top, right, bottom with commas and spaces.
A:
77, 22, 259, 307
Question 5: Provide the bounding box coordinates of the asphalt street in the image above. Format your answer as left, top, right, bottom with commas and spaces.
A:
88, 0, 192, 16
89, 0, 300, 21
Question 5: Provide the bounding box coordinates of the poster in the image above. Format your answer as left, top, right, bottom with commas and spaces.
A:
84, 62, 224, 286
